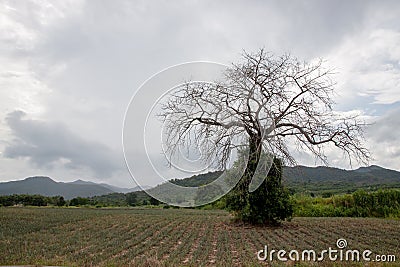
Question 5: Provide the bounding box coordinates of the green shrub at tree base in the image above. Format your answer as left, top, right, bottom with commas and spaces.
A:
226, 157, 293, 225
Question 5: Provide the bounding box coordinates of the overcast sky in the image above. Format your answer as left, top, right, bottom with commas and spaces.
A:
1, 0, 400, 187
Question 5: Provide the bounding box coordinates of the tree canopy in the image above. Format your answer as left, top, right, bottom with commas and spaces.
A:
160, 49, 370, 224
161, 49, 369, 169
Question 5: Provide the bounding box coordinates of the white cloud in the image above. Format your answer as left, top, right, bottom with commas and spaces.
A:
327, 26, 400, 106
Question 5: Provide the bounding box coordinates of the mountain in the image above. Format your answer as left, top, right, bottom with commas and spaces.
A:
2, 165, 399, 200
283, 165, 400, 193
169, 171, 223, 187
0, 177, 146, 199
68, 179, 147, 193
160, 165, 400, 197
98, 183, 150, 193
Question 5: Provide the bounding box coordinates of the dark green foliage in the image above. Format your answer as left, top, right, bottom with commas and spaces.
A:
149, 196, 160, 205
0, 195, 14, 206
226, 156, 293, 225
56, 196, 66, 206
321, 192, 333, 198
170, 171, 223, 187
246, 159, 293, 225
126, 190, 153, 205
69, 197, 89, 206
0, 194, 64, 206
90, 192, 127, 206
126, 192, 138, 206
23, 195, 47, 206
86, 191, 153, 207
0, 191, 154, 207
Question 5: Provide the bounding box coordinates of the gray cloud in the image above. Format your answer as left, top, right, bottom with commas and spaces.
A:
1, 1, 400, 185
365, 108, 400, 169
368, 108, 400, 143
24, 0, 378, 149
3, 111, 121, 178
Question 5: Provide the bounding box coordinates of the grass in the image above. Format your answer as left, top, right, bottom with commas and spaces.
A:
0, 207, 399, 266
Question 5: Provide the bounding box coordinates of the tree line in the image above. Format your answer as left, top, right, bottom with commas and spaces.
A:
2, 188, 399, 219
0, 191, 158, 207
0, 194, 66, 207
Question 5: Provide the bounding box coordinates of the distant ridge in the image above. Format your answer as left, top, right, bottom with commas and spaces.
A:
1, 165, 399, 199
165, 165, 400, 195
281, 165, 400, 194
0, 176, 145, 199
283, 165, 400, 185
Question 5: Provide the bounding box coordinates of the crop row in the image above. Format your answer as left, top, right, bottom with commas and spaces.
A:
0, 207, 399, 266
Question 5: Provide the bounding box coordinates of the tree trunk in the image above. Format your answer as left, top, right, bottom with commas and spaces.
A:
235, 134, 262, 207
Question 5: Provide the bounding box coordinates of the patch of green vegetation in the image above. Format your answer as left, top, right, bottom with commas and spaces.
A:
0, 191, 153, 208
169, 171, 223, 187
293, 189, 400, 218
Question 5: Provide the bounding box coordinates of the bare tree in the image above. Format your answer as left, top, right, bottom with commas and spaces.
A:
160, 49, 370, 223
160, 49, 370, 193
